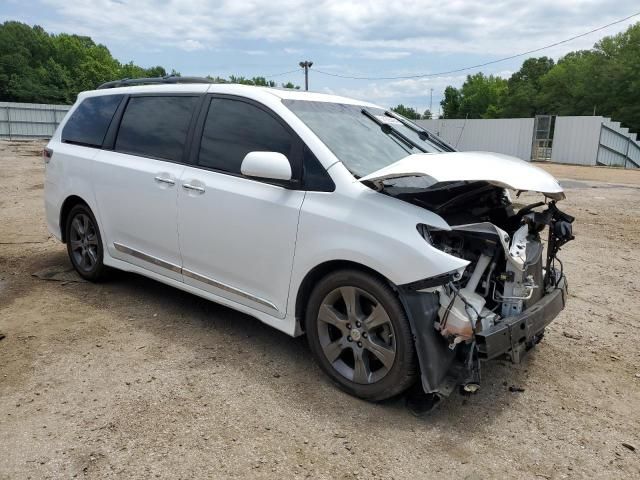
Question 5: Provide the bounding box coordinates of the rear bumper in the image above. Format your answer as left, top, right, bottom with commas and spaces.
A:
475, 277, 567, 363
44, 178, 63, 241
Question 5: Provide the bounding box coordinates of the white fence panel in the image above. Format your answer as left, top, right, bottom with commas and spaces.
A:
628, 141, 640, 166
418, 115, 638, 168
418, 118, 534, 161
0, 102, 70, 139
549, 116, 602, 166
597, 122, 640, 168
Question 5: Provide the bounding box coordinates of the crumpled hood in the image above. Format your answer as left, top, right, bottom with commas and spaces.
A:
358, 151, 565, 200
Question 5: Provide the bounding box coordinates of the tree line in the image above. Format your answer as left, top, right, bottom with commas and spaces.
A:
2, 20, 638, 132
434, 22, 640, 133
0, 21, 299, 105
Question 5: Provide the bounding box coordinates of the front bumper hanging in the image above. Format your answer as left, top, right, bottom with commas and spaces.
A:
475, 276, 568, 363
399, 276, 568, 396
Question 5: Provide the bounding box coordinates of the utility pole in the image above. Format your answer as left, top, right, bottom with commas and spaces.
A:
299, 60, 313, 91
429, 88, 434, 116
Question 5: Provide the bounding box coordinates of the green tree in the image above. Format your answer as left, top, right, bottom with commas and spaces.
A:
601, 22, 640, 132
0, 21, 300, 103
537, 23, 640, 132
537, 51, 597, 116
281, 81, 300, 89
0, 21, 172, 103
458, 73, 507, 119
440, 74, 507, 119
436, 21, 640, 132
206, 75, 229, 84
391, 104, 421, 120
440, 86, 461, 118
422, 109, 433, 119
250, 76, 276, 87
3, 19, 638, 132
500, 57, 555, 117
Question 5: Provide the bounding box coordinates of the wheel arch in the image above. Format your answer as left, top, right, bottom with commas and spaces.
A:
59, 195, 90, 243
294, 259, 396, 333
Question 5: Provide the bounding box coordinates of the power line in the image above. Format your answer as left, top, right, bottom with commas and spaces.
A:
313, 11, 640, 81
264, 69, 301, 78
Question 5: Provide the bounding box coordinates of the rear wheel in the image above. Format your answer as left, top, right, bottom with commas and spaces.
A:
305, 269, 417, 401
65, 204, 108, 281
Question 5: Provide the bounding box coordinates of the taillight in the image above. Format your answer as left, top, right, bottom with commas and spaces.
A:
43, 147, 53, 164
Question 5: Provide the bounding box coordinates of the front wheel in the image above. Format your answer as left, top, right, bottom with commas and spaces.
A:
305, 270, 418, 401
65, 204, 108, 282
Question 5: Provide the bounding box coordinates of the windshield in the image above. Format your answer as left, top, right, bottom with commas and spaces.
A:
283, 100, 446, 178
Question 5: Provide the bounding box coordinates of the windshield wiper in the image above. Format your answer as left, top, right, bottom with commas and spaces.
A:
384, 110, 455, 152
361, 109, 427, 153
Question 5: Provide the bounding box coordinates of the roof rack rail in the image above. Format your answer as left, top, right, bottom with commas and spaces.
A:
97, 75, 214, 90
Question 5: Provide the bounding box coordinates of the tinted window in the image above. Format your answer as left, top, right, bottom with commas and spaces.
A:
115, 96, 198, 162
303, 146, 334, 192
62, 95, 123, 147
199, 98, 293, 174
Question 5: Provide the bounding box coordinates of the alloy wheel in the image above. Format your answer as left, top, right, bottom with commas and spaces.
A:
316, 286, 397, 384
69, 213, 99, 272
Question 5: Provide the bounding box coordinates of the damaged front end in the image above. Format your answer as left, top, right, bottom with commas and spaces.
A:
392, 179, 574, 398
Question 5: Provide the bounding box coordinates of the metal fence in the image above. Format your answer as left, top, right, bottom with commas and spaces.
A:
598, 121, 640, 168
549, 116, 603, 166
419, 115, 639, 169
0, 102, 70, 140
417, 118, 535, 160
2, 101, 639, 168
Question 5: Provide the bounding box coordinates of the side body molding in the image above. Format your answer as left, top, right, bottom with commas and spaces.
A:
113, 242, 279, 313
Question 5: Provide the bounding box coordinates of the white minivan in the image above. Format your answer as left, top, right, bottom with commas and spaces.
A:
44, 77, 574, 404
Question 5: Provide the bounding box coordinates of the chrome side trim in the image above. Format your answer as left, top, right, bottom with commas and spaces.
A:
113, 242, 182, 274
113, 242, 278, 313
182, 268, 278, 312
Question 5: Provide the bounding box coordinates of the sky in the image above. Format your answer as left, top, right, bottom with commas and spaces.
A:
2, 0, 639, 113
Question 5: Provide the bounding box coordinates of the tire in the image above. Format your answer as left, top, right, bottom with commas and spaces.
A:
305, 269, 418, 401
65, 204, 108, 282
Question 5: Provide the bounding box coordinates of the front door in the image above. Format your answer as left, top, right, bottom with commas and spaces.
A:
177, 96, 305, 316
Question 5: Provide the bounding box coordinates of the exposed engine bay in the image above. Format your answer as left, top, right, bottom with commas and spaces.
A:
384, 179, 575, 395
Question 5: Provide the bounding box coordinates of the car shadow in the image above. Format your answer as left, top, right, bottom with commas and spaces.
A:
30, 252, 534, 434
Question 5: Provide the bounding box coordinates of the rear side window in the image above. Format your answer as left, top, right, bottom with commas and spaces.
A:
198, 98, 293, 174
115, 96, 199, 162
62, 95, 123, 147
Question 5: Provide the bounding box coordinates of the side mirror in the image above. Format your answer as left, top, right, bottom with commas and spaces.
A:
241, 151, 292, 182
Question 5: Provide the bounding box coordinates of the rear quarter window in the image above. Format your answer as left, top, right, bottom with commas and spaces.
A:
62, 95, 124, 147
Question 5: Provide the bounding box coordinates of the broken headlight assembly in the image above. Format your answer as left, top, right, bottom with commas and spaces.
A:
418, 201, 574, 350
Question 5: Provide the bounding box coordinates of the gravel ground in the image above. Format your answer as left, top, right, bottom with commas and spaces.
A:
1, 140, 639, 479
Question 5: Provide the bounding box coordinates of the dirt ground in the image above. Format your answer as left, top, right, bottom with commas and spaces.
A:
536, 162, 640, 186
1, 140, 639, 479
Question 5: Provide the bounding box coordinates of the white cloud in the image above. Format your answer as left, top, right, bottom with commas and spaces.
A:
31, 0, 639, 111
41, 0, 639, 57
360, 50, 412, 60
326, 75, 467, 104
177, 39, 205, 52
31, 0, 640, 112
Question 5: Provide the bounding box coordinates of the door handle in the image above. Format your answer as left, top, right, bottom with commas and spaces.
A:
154, 176, 175, 186
182, 183, 205, 193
